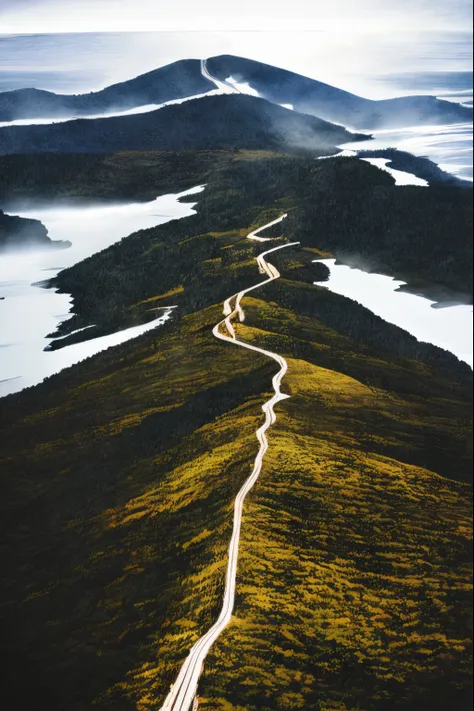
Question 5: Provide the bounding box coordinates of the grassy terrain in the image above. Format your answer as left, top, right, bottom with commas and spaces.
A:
0, 150, 472, 710
198, 298, 472, 711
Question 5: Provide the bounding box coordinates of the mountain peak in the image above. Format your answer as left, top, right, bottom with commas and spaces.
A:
205, 55, 473, 129
0, 54, 471, 130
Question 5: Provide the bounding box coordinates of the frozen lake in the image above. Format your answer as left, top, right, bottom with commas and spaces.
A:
0, 186, 204, 397
314, 259, 473, 367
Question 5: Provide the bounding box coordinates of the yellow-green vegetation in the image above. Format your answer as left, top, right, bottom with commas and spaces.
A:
196, 314, 472, 711
0, 301, 275, 710
0, 155, 472, 711
137, 286, 184, 305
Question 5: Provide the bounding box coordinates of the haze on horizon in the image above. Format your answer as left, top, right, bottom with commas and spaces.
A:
0, 0, 472, 101
1, 0, 472, 34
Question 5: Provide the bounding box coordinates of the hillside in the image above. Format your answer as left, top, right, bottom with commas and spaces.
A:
0, 208, 70, 252
1, 55, 471, 134
0, 59, 214, 122
0, 94, 366, 157
0, 149, 471, 711
206, 55, 473, 129
0, 94, 366, 156
285, 158, 473, 299
32, 152, 472, 350
0, 148, 469, 213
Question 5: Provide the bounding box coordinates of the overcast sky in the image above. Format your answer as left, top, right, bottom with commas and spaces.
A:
0, 0, 472, 33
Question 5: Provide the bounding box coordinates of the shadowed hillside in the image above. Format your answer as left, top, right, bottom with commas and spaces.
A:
0, 94, 366, 156
0, 59, 214, 121
0, 208, 70, 252
207, 55, 473, 129
1, 55, 471, 133
33, 152, 471, 349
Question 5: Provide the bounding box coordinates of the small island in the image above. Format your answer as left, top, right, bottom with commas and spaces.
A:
0, 209, 71, 252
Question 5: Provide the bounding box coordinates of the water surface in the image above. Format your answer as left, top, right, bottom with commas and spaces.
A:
315, 259, 473, 366
361, 158, 428, 186
0, 186, 204, 396
343, 123, 473, 181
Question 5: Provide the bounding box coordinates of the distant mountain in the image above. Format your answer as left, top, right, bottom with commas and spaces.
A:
0, 209, 70, 252
0, 59, 214, 122
0, 94, 367, 156
206, 55, 473, 129
1, 55, 471, 133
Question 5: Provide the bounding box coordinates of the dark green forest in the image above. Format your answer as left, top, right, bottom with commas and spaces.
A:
0, 95, 363, 156
37, 153, 472, 352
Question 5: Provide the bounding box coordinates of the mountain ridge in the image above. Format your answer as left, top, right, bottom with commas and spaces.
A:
0, 59, 213, 121
0, 54, 471, 133
0, 94, 367, 156
0, 149, 471, 711
0, 47, 472, 711
207, 54, 474, 129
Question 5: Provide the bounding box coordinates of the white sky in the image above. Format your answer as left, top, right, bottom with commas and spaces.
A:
0, 0, 472, 34
0, 1, 472, 99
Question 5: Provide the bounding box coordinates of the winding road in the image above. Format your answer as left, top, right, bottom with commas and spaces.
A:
200, 59, 240, 94
159, 215, 299, 711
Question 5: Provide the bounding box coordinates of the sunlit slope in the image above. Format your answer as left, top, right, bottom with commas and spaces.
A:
198, 301, 472, 711
0, 226, 471, 711
0, 94, 364, 156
